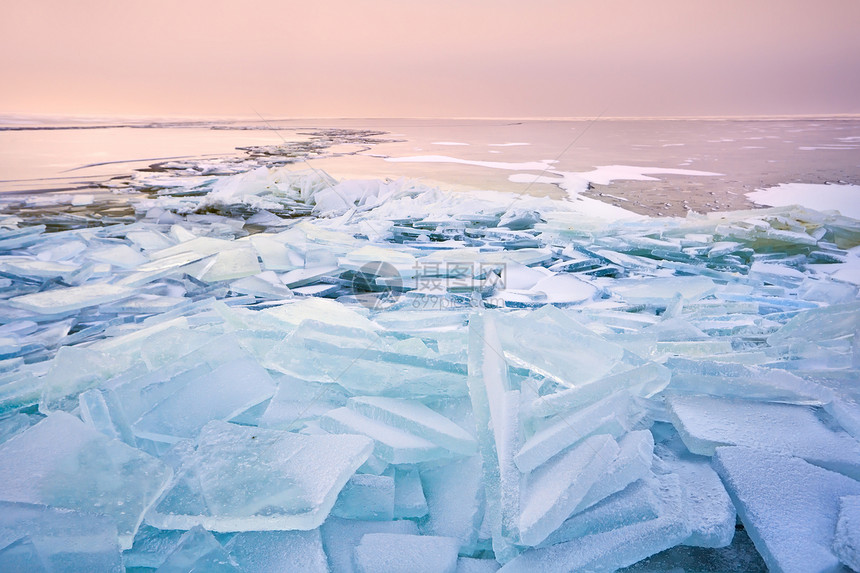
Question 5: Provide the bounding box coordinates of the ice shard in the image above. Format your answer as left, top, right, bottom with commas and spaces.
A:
0, 412, 172, 549
146, 420, 372, 531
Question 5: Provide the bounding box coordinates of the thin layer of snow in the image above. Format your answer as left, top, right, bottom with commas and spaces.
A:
747, 183, 860, 220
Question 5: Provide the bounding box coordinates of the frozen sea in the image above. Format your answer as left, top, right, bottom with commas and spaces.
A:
2, 115, 859, 218
0, 115, 859, 572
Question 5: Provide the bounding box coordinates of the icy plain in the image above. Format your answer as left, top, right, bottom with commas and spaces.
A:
0, 163, 859, 571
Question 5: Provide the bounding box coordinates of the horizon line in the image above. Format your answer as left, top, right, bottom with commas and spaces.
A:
2, 111, 860, 125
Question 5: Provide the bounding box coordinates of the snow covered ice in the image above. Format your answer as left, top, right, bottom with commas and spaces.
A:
1, 163, 860, 571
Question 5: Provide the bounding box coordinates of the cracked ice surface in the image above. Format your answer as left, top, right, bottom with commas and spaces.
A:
0, 165, 859, 571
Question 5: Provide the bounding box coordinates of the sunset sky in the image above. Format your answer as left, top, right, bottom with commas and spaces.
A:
2, 0, 859, 119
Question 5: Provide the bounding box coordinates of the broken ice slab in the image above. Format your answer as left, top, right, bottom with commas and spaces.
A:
250, 235, 303, 271
259, 375, 349, 431
1, 259, 79, 280
331, 473, 395, 521
79, 388, 137, 447
339, 244, 418, 275
9, 282, 134, 314
467, 313, 521, 561
500, 474, 690, 573
320, 407, 448, 464
86, 244, 148, 269
748, 260, 807, 288
228, 271, 294, 299
539, 478, 661, 548
654, 434, 735, 548
419, 455, 485, 552
528, 273, 599, 305
353, 533, 460, 573
394, 468, 428, 519
155, 525, 241, 573
131, 356, 276, 443
665, 358, 834, 404
223, 530, 329, 573
267, 320, 468, 397
346, 396, 477, 456
0, 501, 122, 572
198, 245, 262, 282
146, 421, 372, 531
0, 412, 172, 549
518, 433, 619, 546
667, 394, 860, 479
610, 276, 717, 306
321, 517, 420, 573
106, 332, 262, 424
713, 446, 860, 573
833, 495, 860, 572
495, 306, 626, 388
575, 429, 655, 513
767, 300, 860, 346
122, 525, 186, 569
527, 362, 670, 420
261, 296, 379, 331
515, 391, 637, 473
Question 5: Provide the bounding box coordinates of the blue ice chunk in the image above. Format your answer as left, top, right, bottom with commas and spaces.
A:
419, 455, 485, 552
496, 306, 626, 388
353, 533, 460, 573
224, 530, 328, 573
122, 525, 184, 569
394, 468, 428, 519
79, 388, 137, 447
468, 313, 521, 562
526, 362, 670, 420
665, 358, 833, 404
155, 525, 241, 573
515, 392, 635, 473
0, 535, 48, 572
575, 429, 655, 513
346, 396, 477, 456
654, 434, 735, 548
9, 283, 135, 315
146, 421, 372, 531
320, 407, 447, 464
713, 446, 860, 573
0, 412, 172, 549
131, 357, 276, 443
0, 412, 35, 445
539, 478, 662, 548
611, 276, 717, 306
260, 375, 349, 431
668, 394, 860, 479
331, 473, 395, 521
500, 474, 690, 572
0, 501, 122, 572
518, 433, 619, 546
833, 495, 860, 571
320, 517, 419, 573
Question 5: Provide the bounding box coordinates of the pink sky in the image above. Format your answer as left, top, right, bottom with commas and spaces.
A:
2, 0, 859, 119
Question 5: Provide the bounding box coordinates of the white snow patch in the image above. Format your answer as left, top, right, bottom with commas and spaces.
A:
747, 183, 860, 220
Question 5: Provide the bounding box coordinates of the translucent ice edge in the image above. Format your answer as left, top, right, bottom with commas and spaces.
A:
0, 164, 858, 572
